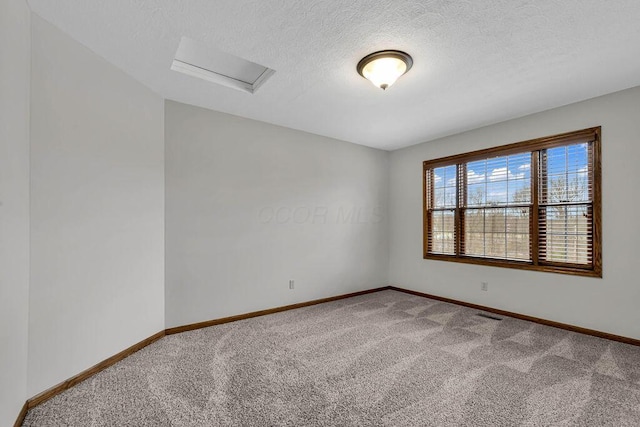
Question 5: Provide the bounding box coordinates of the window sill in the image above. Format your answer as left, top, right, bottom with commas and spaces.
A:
423, 253, 602, 278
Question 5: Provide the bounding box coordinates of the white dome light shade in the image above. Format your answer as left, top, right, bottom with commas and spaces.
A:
357, 50, 413, 90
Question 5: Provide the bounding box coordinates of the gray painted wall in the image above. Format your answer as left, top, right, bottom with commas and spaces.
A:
389, 86, 640, 340
164, 100, 390, 327
28, 15, 165, 396
0, 0, 30, 424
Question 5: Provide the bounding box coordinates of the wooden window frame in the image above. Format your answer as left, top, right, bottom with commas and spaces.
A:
423, 127, 602, 278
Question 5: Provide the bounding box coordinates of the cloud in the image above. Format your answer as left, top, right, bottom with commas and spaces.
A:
518, 164, 531, 170
488, 167, 525, 182
434, 173, 442, 184
467, 170, 485, 184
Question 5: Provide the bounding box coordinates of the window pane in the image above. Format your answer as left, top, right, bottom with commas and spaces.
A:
505, 208, 530, 260
508, 179, 531, 204
464, 207, 530, 261
444, 187, 457, 207
430, 209, 455, 255
486, 157, 507, 182
539, 142, 593, 266
540, 204, 591, 264
465, 232, 485, 257
507, 234, 530, 260
486, 232, 506, 259
486, 181, 507, 205
484, 208, 506, 258
434, 188, 445, 207
506, 208, 530, 233
465, 152, 531, 208
467, 162, 486, 184
542, 143, 590, 203
464, 208, 484, 257
484, 208, 504, 234
467, 183, 485, 207
432, 165, 457, 208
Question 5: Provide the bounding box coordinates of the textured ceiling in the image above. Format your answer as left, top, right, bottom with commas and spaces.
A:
28, 0, 640, 150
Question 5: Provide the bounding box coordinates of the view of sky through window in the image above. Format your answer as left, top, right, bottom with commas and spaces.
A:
431, 143, 589, 208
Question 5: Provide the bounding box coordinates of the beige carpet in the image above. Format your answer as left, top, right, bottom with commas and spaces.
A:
23, 290, 640, 426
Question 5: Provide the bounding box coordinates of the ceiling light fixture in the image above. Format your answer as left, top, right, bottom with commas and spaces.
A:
357, 50, 413, 90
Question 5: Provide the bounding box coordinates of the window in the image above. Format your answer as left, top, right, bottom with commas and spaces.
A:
423, 127, 601, 277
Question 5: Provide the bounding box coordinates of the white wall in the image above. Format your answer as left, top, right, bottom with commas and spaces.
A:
28, 15, 165, 396
389, 86, 640, 340
165, 101, 389, 327
0, 0, 31, 424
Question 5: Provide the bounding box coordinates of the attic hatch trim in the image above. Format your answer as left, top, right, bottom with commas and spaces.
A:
170, 36, 275, 94
171, 59, 275, 94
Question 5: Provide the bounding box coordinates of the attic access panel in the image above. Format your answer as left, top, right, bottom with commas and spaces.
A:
171, 36, 275, 94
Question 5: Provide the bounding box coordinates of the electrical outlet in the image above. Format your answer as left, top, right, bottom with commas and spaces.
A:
289, 280, 295, 290
481, 282, 489, 291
